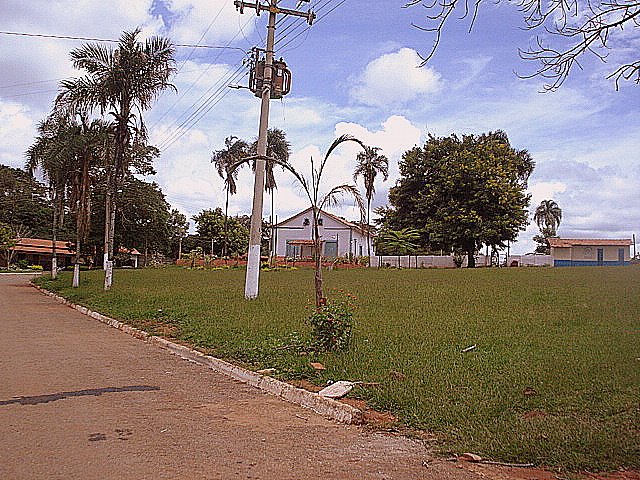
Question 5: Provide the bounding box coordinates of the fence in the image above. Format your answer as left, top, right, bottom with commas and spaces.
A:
371, 254, 553, 268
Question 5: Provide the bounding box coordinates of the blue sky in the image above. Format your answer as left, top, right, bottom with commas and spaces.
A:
1, 0, 638, 253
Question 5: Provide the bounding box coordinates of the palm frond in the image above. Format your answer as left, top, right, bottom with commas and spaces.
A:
319, 184, 366, 222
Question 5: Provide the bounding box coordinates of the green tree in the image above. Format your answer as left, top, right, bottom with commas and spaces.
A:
167, 209, 189, 260
0, 165, 52, 238
533, 199, 562, 254
383, 131, 534, 268
56, 28, 176, 290
211, 136, 249, 257
353, 145, 389, 259
117, 177, 171, 266
376, 228, 420, 268
0, 222, 16, 268
406, 0, 640, 90
192, 208, 249, 257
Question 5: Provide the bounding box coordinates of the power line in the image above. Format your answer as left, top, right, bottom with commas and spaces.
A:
147, 17, 253, 131
0, 30, 247, 52
156, 63, 249, 151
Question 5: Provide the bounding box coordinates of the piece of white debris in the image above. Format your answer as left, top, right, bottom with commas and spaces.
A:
461, 344, 477, 353
318, 380, 355, 399
256, 368, 276, 375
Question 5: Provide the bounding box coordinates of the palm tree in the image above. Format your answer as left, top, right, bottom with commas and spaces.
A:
377, 228, 420, 268
236, 134, 366, 306
55, 28, 176, 290
353, 146, 389, 260
251, 128, 291, 260
212, 136, 249, 258
67, 117, 112, 287
25, 115, 75, 280
534, 199, 562, 236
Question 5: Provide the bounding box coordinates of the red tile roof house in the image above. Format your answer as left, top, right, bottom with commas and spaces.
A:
548, 238, 632, 267
8, 238, 75, 270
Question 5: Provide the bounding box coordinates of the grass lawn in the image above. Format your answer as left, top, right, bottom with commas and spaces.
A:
36, 265, 640, 471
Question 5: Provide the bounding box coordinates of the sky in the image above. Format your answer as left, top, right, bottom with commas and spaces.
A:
1, 0, 638, 254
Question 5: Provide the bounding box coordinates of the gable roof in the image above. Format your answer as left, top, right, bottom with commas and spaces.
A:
548, 238, 631, 248
276, 207, 371, 236
11, 238, 75, 255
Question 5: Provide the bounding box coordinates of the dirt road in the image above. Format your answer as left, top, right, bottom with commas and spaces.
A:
0, 274, 549, 480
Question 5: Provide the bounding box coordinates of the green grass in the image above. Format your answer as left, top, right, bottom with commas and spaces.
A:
36, 266, 640, 471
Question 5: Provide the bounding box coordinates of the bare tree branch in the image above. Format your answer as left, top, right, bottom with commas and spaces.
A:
406, 0, 640, 90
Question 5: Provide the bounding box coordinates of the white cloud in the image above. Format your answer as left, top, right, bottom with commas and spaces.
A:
0, 101, 38, 168
165, 0, 253, 46
350, 48, 442, 108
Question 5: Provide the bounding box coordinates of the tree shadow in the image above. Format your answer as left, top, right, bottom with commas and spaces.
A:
0, 385, 160, 406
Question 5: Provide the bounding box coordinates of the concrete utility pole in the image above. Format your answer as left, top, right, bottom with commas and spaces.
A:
235, 0, 315, 299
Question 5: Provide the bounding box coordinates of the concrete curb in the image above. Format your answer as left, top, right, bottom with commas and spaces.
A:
35, 285, 363, 425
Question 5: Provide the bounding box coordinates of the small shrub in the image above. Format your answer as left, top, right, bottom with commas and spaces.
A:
17, 259, 29, 269
28, 264, 44, 271
308, 295, 355, 351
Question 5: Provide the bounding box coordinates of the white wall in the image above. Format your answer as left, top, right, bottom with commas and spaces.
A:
274, 211, 373, 258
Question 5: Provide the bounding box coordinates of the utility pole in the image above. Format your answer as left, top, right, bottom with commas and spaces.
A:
235, 0, 315, 299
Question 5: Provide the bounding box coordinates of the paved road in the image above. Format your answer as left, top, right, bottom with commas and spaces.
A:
0, 274, 527, 480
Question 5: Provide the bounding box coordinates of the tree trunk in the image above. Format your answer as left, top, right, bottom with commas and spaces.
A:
104, 190, 116, 291
467, 246, 476, 268
223, 185, 229, 258
178, 236, 182, 262
366, 198, 371, 259
72, 239, 81, 288
312, 207, 324, 308
51, 199, 58, 280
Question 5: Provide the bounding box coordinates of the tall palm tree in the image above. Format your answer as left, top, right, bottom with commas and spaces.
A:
25, 115, 75, 280
534, 199, 562, 236
67, 117, 112, 287
212, 136, 249, 258
353, 146, 389, 259
55, 28, 176, 290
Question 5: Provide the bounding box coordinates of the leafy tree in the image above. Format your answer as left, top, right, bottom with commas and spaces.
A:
212, 136, 249, 257
376, 228, 420, 267
56, 28, 176, 290
0, 222, 16, 268
167, 209, 189, 260
382, 131, 534, 267
405, 0, 640, 90
353, 145, 389, 259
0, 165, 53, 238
117, 177, 171, 266
192, 208, 249, 257
533, 199, 562, 253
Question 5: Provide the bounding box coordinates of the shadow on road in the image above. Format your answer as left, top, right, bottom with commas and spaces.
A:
0, 385, 160, 406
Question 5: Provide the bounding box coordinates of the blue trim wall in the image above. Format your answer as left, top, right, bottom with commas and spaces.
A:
554, 260, 630, 267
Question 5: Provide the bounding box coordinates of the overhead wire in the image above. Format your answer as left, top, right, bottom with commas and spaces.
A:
157, 0, 345, 153
147, 16, 253, 131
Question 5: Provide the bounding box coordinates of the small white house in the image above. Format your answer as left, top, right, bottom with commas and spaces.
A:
273, 207, 374, 259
